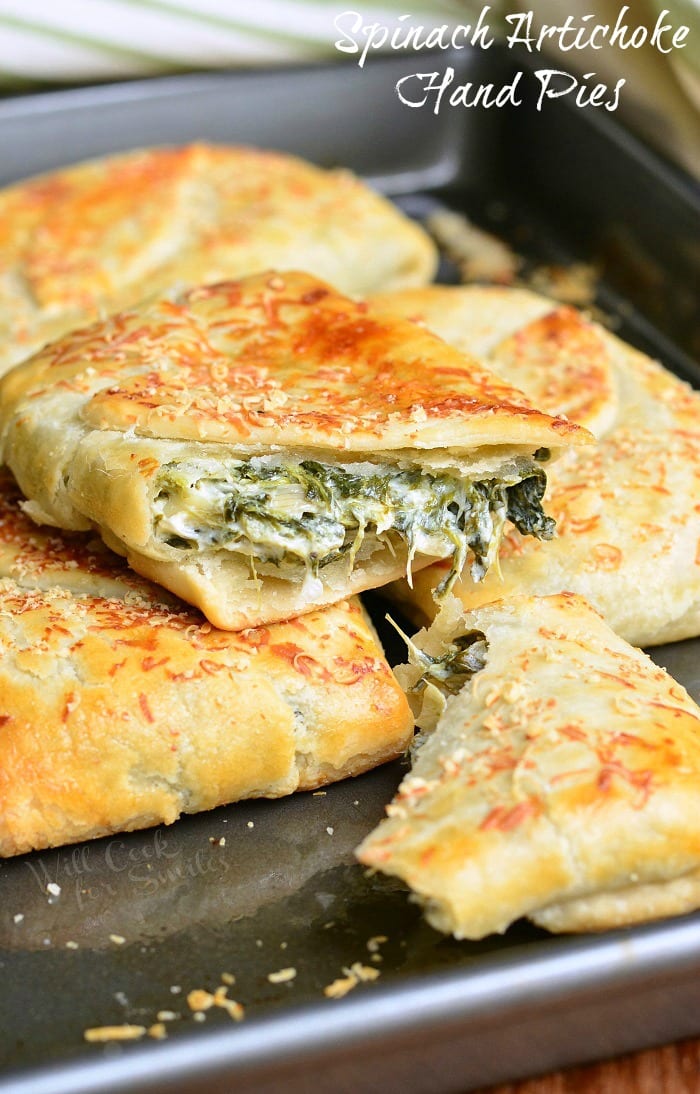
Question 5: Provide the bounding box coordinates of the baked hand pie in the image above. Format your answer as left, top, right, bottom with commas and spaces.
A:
0, 469, 412, 857
357, 593, 700, 937
0, 271, 590, 630
0, 143, 437, 374
371, 286, 700, 646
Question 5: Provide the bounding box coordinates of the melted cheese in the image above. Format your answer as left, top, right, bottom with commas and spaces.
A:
152, 455, 550, 594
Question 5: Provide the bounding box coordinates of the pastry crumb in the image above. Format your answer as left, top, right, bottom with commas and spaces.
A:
267, 967, 297, 984
324, 962, 380, 999
187, 989, 215, 1013
84, 1024, 146, 1043
213, 986, 244, 1021
187, 986, 243, 1021
324, 974, 356, 1000
349, 962, 380, 982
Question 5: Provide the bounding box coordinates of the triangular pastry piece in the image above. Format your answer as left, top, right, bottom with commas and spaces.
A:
357, 593, 700, 937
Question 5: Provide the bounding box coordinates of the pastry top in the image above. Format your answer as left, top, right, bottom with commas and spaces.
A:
372, 287, 619, 435
374, 286, 700, 647
0, 271, 590, 455
0, 583, 412, 857
371, 285, 699, 438
0, 143, 437, 374
357, 593, 700, 938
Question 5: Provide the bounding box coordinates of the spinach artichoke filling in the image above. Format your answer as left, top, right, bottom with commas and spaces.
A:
413, 630, 489, 695
153, 457, 554, 596
391, 616, 489, 697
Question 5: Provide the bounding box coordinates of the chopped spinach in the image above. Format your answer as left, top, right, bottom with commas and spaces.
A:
413, 632, 488, 696
506, 472, 555, 539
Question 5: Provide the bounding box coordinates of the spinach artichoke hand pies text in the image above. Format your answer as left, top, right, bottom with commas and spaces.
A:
357, 594, 700, 937
372, 286, 700, 647
0, 143, 437, 375
0, 470, 412, 857
0, 271, 591, 630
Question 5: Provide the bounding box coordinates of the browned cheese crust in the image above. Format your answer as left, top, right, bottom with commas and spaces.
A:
0, 143, 437, 374
0, 272, 591, 630
371, 286, 700, 646
0, 469, 412, 856
357, 593, 700, 937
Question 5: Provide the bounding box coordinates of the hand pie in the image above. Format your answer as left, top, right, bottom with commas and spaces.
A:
357, 593, 700, 937
0, 143, 437, 374
0, 469, 412, 857
371, 286, 700, 646
0, 271, 590, 630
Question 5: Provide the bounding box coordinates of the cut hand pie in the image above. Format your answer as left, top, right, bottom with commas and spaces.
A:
0, 143, 437, 374
357, 593, 700, 938
371, 286, 700, 646
0, 271, 591, 630
0, 469, 412, 857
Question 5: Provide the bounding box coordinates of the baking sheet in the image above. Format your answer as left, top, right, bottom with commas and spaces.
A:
0, 46, 699, 1094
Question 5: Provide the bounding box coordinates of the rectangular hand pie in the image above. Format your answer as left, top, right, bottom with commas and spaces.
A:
357, 594, 700, 937
371, 286, 700, 647
0, 271, 590, 630
0, 143, 437, 375
0, 470, 412, 857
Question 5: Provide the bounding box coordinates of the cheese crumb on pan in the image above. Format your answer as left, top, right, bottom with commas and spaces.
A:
83, 1025, 147, 1043
323, 962, 380, 999
267, 967, 297, 984
187, 986, 244, 1021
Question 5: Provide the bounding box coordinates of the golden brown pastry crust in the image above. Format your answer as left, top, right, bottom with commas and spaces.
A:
372, 286, 700, 646
356, 593, 700, 938
0, 143, 437, 374
0, 472, 412, 857
531, 868, 700, 932
0, 272, 590, 629
0, 467, 171, 600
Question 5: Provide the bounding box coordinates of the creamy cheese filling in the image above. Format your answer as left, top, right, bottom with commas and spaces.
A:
153, 455, 553, 595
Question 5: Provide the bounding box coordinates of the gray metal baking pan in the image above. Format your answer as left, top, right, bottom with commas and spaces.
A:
0, 45, 699, 1094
